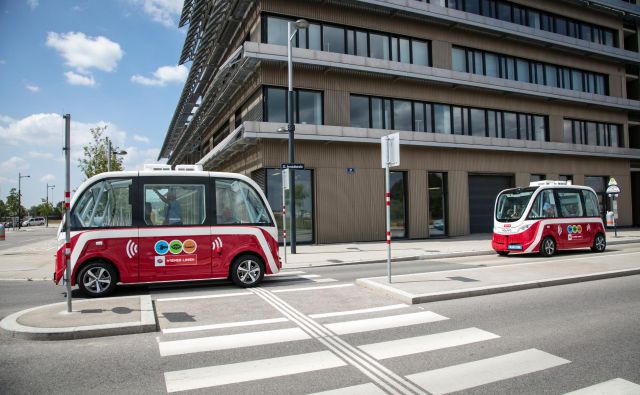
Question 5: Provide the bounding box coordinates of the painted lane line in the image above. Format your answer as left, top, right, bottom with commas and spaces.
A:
360, 327, 500, 360
155, 291, 251, 302
165, 351, 346, 393
308, 382, 388, 395
161, 317, 289, 334
325, 311, 449, 335
252, 288, 425, 395
159, 327, 310, 357
272, 284, 354, 293
564, 378, 640, 394
407, 348, 570, 394
313, 278, 339, 283
268, 270, 307, 277
309, 304, 409, 319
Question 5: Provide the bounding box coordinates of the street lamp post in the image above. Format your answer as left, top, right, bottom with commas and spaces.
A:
18, 173, 30, 229
286, 18, 308, 254
46, 184, 55, 227
106, 137, 127, 172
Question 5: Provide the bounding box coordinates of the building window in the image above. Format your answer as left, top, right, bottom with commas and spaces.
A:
559, 175, 573, 184
452, 46, 608, 95
390, 171, 407, 238
439, 0, 617, 47
264, 87, 323, 125
263, 15, 431, 66
349, 94, 547, 141
265, 168, 314, 243
530, 174, 545, 182
428, 172, 447, 236
563, 119, 623, 147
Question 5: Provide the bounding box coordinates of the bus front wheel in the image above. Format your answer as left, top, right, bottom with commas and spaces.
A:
539, 237, 556, 257
230, 255, 265, 288
77, 261, 117, 297
497, 251, 509, 256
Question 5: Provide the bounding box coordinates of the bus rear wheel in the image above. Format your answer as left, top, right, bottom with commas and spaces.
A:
78, 261, 117, 298
591, 233, 606, 253
230, 255, 265, 288
539, 237, 556, 257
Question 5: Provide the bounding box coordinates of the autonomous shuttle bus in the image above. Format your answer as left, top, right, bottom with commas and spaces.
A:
54, 165, 280, 297
492, 181, 606, 257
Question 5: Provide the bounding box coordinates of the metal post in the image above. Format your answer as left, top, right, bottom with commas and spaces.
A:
63, 114, 72, 313
282, 171, 287, 266
287, 21, 297, 254
18, 172, 30, 229
613, 196, 618, 238
46, 183, 54, 227
107, 138, 112, 172
385, 138, 392, 283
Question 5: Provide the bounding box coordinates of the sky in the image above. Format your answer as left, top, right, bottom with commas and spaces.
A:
0, 0, 187, 208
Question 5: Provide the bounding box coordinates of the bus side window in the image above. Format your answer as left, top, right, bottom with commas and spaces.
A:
215, 179, 271, 225
71, 179, 133, 228
557, 191, 584, 217
143, 184, 206, 226
582, 190, 600, 217
527, 190, 557, 219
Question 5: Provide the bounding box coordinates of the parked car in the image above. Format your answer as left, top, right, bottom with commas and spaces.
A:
22, 217, 45, 226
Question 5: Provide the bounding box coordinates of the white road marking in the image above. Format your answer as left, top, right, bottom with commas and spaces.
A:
312, 278, 339, 283
309, 304, 409, 319
308, 383, 388, 395
164, 351, 346, 393
407, 348, 570, 394
564, 378, 640, 394
159, 327, 310, 357
161, 317, 289, 334
272, 284, 354, 293
325, 311, 449, 335
360, 327, 500, 360
268, 270, 307, 277
155, 291, 252, 302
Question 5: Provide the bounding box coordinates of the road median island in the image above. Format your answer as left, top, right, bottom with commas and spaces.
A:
356, 256, 640, 305
0, 295, 156, 340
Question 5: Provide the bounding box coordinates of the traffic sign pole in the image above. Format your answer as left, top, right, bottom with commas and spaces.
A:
63, 114, 72, 313
385, 153, 391, 283
282, 169, 288, 266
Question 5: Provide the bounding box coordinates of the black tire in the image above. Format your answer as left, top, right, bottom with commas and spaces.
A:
77, 261, 118, 297
539, 236, 556, 257
230, 255, 265, 288
591, 233, 606, 253
497, 251, 509, 256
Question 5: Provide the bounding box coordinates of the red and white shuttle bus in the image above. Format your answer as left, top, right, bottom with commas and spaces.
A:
492, 181, 607, 257
54, 165, 280, 297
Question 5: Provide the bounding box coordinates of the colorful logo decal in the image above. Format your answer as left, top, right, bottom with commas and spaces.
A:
169, 240, 183, 254
182, 239, 197, 254
154, 256, 166, 267
154, 240, 169, 255
567, 225, 583, 234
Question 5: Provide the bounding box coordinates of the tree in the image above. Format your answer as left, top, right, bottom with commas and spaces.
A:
0, 199, 7, 218
78, 125, 124, 179
5, 188, 23, 217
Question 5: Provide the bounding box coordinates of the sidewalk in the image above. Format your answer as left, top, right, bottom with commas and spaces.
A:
280, 227, 640, 269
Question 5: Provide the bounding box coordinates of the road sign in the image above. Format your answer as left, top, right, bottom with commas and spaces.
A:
281, 163, 305, 170
381, 133, 400, 168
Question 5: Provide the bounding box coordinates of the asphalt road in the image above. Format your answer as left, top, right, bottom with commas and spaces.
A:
0, 225, 58, 251
1, 246, 638, 394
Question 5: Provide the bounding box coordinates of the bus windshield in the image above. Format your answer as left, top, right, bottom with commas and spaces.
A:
495, 187, 537, 222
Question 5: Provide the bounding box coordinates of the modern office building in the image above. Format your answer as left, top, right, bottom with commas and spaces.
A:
161, 0, 640, 244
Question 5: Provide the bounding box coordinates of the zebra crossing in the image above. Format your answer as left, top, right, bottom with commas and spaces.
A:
154, 284, 640, 394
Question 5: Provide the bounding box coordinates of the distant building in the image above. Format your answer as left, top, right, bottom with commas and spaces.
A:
161, 0, 640, 243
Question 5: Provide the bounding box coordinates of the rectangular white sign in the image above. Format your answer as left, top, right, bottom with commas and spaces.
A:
381, 133, 400, 168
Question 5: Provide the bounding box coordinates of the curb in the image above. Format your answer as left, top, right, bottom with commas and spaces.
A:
284, 238, 640, 269
356, 267, 640, 305
0, 296, 157, 340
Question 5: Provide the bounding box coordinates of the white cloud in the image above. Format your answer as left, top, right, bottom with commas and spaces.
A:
0, 60, 6, 65
46, 32, 123, 73
40, 174, 56, 182
64, 71, 96, 87
122, 146, 163, 170
131, 64, 187, 86
133, 134, 150, 143
27, 0, 39, 10
26, 84, 40, 92
130, 0, 183, 27
29, 151, 56, 160
0, 157, 30, 174
0, 113, 126, 151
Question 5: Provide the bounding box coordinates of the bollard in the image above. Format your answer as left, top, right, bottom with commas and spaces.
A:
0, 224, 5, 241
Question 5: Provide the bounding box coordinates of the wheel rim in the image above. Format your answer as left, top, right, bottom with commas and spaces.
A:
544, 239, 555, 255
83, 267, 111, 293
237, 260, 260, 284
595, 235, 606, 251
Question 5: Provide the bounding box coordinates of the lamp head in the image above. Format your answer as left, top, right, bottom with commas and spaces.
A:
294, 19, 309, 30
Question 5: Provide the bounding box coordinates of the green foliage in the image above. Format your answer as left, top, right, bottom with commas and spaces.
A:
5, 188, 23, 216
0, 199, 7, 217
77, 126, 124, 179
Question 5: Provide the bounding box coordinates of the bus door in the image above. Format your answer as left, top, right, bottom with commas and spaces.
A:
211, 177, 277, 277
138, 177, 212, 282
556, 189, 590, 248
